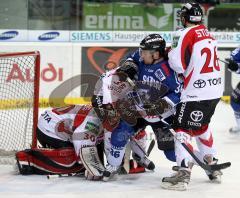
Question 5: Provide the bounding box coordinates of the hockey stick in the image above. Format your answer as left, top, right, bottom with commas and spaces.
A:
147, 139, 155, 156
121, 142, 131, 174
47, 172, 83, 179
163, 121, 231, 173
218, 58, 229, 65
121, 139, 155, 174
131, 138, 155, 157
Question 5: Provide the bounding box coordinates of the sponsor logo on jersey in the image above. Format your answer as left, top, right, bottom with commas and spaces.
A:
193, 79, 206, 88
85, 121, 99, 135
187, 121, 202, 127
190, 111, 203, 122
0, 31, 19, 40
186, 95, 197, 99
172, 36, 180, 48
207, 77, 221, 86
38, 32, 60, 40
154, 69, 166, 81
178, 102, 186, 123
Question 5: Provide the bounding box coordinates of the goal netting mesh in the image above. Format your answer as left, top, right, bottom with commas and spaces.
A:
0, 51, 40, 164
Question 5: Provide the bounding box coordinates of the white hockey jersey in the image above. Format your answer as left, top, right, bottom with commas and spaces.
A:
38, 105, 101, 143
168, 24, 223, 102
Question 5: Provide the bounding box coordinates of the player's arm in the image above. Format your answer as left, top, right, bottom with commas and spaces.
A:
116, 49, 140, 81
168, 30, 191, 74
227, 48, 240, 72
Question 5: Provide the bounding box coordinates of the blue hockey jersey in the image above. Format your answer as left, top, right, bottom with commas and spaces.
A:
126, 49, 182, 106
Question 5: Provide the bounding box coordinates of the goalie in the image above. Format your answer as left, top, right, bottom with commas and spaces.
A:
16, 104, 105, 180
16, 104, 151, 180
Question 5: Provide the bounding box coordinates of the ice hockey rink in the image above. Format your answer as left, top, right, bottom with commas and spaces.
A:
0, 101, 239, 198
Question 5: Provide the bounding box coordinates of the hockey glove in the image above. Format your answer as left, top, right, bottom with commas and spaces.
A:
144, 99, 171, 116
227, 59, 239, 72
117, 60, 138, 81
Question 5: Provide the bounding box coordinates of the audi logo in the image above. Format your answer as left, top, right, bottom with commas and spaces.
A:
193, 79, 206, 88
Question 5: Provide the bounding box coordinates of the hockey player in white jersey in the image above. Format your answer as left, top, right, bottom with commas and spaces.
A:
161, 2, 224, 191
36, 105, 105, 179
92, 67, 156, 181
226, 48, 240, 133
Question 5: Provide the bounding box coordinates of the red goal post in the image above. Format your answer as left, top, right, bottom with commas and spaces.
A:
0, 51, 40, 163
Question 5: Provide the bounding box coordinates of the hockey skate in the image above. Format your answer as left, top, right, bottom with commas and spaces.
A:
229, 126, 240, 133
102, 164, 120, 182
132, 153, 155, 171
161, 167, 191, 191
204, 156, 222, 183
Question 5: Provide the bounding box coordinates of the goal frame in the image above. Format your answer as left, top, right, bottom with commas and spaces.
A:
0, 51, 40, 149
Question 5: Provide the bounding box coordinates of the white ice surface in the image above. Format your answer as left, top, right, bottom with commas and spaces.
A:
0, 101, 239, 198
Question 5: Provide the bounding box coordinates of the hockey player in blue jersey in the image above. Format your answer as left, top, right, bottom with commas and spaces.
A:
100, 34, 182, 181
227, 48, 240, 133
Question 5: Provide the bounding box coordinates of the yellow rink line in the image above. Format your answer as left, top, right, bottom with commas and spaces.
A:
0, 96, 230, 110
0, 97, 91, 110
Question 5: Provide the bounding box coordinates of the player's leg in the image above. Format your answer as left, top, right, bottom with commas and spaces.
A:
229, 82, 240, 133
103, 120, 133, 181
130, 130, 155, 171
151, 119, 176, 162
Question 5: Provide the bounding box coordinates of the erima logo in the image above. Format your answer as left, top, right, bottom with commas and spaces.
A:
38, 32, 60, 40
85, 12, 143, 29
85, 12, 170, 30
0, 31, 19, 40
147, 13, 170, 29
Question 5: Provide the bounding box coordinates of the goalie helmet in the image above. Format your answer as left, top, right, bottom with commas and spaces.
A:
139, 34, 166, 56
178, 2, 203, 24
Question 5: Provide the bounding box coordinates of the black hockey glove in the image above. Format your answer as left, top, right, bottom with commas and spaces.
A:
227, 59, 239, 72
116, 60, 138, 81
144, 99, 171, 116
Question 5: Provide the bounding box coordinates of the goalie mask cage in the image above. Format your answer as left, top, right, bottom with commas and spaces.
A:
0, 51, 40, 164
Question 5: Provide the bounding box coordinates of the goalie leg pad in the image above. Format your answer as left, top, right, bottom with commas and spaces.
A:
79, 146, 105, 177
16, 148, 84, 175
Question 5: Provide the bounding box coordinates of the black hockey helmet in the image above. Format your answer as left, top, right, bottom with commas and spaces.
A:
178, 2, 203, 24
139, 34, 166, 56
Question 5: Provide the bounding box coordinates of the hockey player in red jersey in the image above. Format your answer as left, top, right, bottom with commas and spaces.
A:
161, 2, 224, 190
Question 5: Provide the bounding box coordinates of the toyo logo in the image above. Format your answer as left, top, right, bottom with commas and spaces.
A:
0, 31, 19, 40
38, 32, 60, 41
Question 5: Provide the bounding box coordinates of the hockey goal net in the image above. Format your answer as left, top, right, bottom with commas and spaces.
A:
0, 51, 40, 164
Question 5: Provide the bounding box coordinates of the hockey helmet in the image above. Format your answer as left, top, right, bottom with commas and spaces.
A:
178, 2, 203, 24
139, 34, 166, 56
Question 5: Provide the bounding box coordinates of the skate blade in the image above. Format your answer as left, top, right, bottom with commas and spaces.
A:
209, 176, 222, 184
161, 181, 188, 191
102, 176, 110, 182
102, 174, 117, 182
